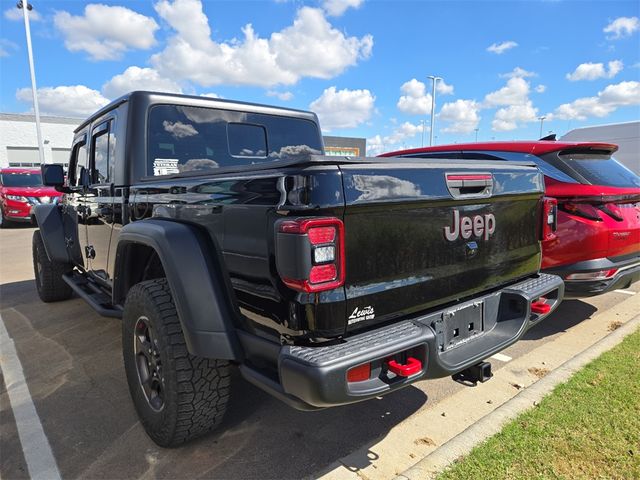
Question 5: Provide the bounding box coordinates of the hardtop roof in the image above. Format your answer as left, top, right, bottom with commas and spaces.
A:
74, 91, 319, 133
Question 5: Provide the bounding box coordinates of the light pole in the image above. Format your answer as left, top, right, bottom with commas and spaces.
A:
427, 75, 442, 147
538, 116, 546, 139
17, 1, 44, 165
474, 128, 479, 142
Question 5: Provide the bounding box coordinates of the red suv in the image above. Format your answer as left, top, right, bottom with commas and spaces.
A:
382, 141, 640, 297
0, 167, 62, 227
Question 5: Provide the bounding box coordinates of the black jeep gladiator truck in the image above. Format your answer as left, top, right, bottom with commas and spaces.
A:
33, 91, 564, 447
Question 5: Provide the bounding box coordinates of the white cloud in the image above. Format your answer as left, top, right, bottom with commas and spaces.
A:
102, 66, 182, 99
500, 67, 536, 79
151, 1, 373, 87
267, 90, 294, 101
0, 39, 18, 58
310, 86, 375, 130
367, 122, 425, 155
54, 4, 158, 61
16, 85, 109, 117
554, 80, 640, 120
599, 80, 640, 104
200, 93, 221, 98
367, 135, 385, 155
384, 122, 423, 145
484, 77, 530, 107
486, 40, 518, 54
397, 78, 432, 115
484, 71, 543, 131
566, 60, 623, 81
555, 97, 615, 120
492, 101, 539, 131
439, 99, 481, 133
396, 78, 453, 115
322, 0, 364, 16
604, 16, 639, 39
436, 79, 455, 95
4, 7, 41, 21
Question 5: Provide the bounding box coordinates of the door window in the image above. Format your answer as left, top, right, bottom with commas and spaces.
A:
91, 120, 115, 184
68, 137, 88, 187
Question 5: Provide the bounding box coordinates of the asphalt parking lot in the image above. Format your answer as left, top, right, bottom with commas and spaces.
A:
1, 224, 638, 480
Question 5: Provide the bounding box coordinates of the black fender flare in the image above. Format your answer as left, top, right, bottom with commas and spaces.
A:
33, 204, 79, 264
114, 218, 242, 361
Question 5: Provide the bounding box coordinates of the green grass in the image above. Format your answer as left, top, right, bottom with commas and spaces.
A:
438, 329, 640, 480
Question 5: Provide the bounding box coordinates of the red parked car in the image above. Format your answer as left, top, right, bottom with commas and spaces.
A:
382, 141, 640, 297
0, 167, 63, 227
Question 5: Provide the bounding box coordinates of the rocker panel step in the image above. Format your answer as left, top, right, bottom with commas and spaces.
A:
62, 272, 123, 318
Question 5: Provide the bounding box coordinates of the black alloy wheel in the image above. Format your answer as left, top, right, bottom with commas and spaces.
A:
133, 316, 164, 412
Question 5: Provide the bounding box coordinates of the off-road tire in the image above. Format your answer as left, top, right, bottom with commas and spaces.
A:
32, 230, 73, 302
122, 279, 231, 447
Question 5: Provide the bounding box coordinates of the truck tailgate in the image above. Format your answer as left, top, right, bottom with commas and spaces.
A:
339, 160, 544, 332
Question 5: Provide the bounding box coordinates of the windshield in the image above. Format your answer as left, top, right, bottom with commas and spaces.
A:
147, 105, 324, 176
557, 153, 640, 188
1, 172, 43, 187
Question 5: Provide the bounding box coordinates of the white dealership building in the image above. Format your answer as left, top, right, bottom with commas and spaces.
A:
0, 113, 81, 169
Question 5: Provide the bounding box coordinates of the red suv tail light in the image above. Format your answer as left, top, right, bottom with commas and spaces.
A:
275, 217, 346, 293
558, 201, 602, 221
557, 195, 638, 222
541, 197, 558, 241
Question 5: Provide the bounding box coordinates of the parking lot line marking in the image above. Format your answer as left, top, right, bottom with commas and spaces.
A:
613, 289, 636, 296
0, 313, 61, 480
490, 353, 512, 362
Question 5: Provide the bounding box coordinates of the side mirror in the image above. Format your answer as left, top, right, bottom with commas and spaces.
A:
41, 164, 65, 187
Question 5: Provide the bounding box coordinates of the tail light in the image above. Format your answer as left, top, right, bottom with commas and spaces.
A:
597, 203, 624, 221
541, 197, 557, 241
347, 363, 371, 382
276, 217, 345, 293
557, 195, 639, 222
558, 202, 602, 221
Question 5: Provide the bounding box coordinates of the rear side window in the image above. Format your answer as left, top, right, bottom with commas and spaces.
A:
227, 123, 267, 157
147, 105, 323, 176
556, 153, 640, 188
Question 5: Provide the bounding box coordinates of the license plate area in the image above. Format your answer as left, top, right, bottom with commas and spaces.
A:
435, 301, 484, 352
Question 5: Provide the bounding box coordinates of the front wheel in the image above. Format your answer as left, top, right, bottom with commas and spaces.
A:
122, 279, 231, 447
32, 230, 73, 302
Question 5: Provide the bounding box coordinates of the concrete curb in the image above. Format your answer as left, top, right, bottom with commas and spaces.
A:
395, 313, 640, 480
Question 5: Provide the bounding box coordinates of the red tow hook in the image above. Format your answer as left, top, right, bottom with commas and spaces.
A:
387, 357, 422, 377
531, 298, 551, 315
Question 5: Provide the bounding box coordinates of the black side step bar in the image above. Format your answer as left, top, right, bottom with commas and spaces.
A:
62, 272, 123, 318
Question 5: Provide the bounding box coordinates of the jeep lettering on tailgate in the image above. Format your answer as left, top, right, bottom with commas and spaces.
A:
444, 209, 496, 242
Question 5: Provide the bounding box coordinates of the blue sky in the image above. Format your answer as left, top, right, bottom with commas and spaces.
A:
1, 0, 639, 154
